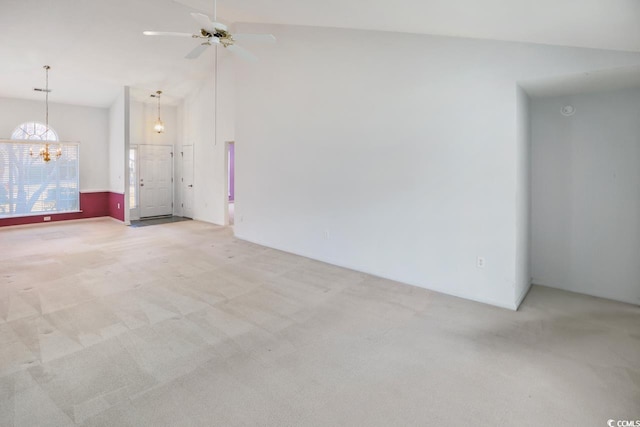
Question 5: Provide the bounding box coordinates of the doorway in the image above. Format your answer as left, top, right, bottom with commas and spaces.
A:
227, 141, 235, 225
529, 88, 640, 305
138, 145, 173, 218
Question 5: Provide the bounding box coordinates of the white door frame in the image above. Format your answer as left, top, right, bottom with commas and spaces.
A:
224, 141, 234, 226
181, 145, 194, 219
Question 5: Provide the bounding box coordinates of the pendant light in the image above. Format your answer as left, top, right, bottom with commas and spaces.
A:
30, 65, 62, 162
151, 90, 165, 133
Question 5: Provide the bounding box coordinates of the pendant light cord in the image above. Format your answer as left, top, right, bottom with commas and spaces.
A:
44, 65, 50, 135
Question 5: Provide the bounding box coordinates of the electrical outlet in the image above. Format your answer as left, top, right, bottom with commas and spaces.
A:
477, 256, 485, 269
117, 203, 120, 209
324, 230, 330, 240
44, 216, 51, 222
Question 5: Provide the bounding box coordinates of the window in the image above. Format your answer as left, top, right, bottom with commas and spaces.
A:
1, 123, 79, 218
129, 147, 137, 209
11, 122, 58, 141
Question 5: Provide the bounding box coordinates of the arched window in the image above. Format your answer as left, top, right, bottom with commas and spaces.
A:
11, 122, 58, 141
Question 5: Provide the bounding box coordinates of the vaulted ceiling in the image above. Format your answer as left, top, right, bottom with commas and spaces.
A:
216, 0, 640, 52
2, 0, 639, 108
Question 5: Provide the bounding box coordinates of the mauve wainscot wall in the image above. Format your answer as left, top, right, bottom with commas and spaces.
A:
108, 192, 125, 222
0, 192, 124, 227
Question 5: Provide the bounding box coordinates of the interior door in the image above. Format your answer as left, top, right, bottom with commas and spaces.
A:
139, 145, 173, 218
182, 145, 194, 219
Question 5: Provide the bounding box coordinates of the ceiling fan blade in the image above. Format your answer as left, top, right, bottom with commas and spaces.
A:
143, 31, 194, 37
190, 12, 227, 32
226, 44, 258, 62
232, 34, 277, 44
185, 43, 211, 59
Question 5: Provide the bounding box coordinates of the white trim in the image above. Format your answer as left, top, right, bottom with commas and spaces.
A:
111, 216, 127, 225
224, 141, 232, 226
514, 280, 533, 311
0, 210, 82, 219
0, 216, 119, 229
532, 282, 638, 307
234, 231, 520, 311
124, 86, 131, 225
128, 145, 140, 221
180, 144, 195, 220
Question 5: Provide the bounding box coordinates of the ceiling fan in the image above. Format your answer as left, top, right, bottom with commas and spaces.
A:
143, 1, 276, 62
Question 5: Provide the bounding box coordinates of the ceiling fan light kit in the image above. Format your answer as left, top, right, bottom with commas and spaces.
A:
141, 2, 275, 140
143, 7, 276, 62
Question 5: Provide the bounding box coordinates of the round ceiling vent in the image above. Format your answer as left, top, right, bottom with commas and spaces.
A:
561, 105, 576, 116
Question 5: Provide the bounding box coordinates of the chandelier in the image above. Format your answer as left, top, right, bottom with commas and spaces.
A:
30, 65, 61, 162
151, 90, 165, 133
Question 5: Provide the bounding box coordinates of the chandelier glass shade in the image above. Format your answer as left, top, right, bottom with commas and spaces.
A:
152, 90, 165, 134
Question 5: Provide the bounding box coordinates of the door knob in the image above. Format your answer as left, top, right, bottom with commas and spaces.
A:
140, 183, 144, 187
188, 185, 193, 188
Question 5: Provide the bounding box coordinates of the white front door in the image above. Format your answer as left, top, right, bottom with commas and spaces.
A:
182, 145, 194, 219
139, 145, 173, 218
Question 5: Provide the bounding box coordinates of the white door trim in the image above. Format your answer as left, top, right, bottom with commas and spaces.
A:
182, 145, 195, 219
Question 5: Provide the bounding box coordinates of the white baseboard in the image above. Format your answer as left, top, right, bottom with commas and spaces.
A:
514, 279, 533, 311
234, 231, 520, 311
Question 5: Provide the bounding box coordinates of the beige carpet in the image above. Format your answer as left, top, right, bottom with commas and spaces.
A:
0, 219, 638, 426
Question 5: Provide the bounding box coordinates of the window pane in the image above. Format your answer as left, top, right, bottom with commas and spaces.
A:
0, 141, 79, 218
129, 148, 137, 209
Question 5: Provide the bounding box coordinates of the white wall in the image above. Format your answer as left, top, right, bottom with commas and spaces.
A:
179, 73, 218, 223
0, 97, 109, 192
108, 88, 128, 194
233, 24, 640, 309
531, 89, 640, 305
218, 48, 236, 225
178, 47, 235, 225
129, 100, 178, 147
515, 87, 532, 305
